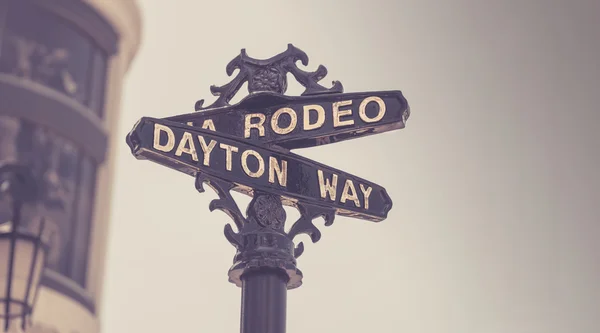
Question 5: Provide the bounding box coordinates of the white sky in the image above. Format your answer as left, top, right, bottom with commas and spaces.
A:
102, 1, 600, 332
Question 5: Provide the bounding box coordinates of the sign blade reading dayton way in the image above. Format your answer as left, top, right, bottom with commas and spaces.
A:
127, 117, 392, 221
126, 44, 410, 226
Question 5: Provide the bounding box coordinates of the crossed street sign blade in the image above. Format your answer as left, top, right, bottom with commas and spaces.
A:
126, 117, 393, 222
163, 90, 410, 150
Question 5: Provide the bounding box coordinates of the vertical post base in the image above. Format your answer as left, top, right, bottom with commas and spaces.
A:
241, 268, 288, 333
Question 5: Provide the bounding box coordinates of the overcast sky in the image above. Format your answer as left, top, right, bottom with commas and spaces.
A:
102, 1, 600, 332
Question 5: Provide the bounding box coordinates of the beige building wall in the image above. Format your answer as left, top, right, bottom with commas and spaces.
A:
82, 0, 141, 315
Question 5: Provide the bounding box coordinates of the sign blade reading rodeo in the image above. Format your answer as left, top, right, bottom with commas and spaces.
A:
164, 90, 410, 150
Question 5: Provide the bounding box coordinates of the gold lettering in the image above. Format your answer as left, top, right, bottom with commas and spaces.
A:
219, 143, 239, 171
359, 184, 373, 210
241, 150, 265, 178
359, 97, 386, 123
317, 170, 338, 201
271, 107, 297, 135
153, 124, 175, 152
198, 136, 217, 166
175, 132, 198, 161
340, 180, 360, 207
186, 120, 216, 131
268, 156, 287, 187
244, 114, 266, 138
202, 119, 216, 131
332, 100, 354, 127
303, 104, 325, 131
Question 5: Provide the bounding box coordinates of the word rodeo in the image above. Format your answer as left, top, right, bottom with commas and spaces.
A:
165, 91, 408, 150
243, 96, 387, 138
127, 118, 392, 221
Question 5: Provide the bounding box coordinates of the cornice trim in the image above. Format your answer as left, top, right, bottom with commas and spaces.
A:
41, 269, 96, 315
0, 74, 108, 163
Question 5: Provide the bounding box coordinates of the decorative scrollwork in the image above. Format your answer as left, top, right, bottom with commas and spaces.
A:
193, 172, 337, 288
195, 173, 334, 252
248, 194, 286, 230
194, 44, 344, 111
288, 203, 335, 258
195, 174, 245, 248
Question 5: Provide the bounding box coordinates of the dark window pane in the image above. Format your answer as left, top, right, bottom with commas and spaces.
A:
87, 49, 107, 117
0, 0, 93, 104
68, 156, 97, 287
0, 1, 7, 54
24, 123, 81, 274
0, 115, 21, 226
0, 116, 96, 282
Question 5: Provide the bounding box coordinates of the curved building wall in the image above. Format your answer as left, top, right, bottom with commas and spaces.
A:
0, 0, 141, 332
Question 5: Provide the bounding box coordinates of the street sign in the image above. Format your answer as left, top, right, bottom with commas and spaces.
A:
164, 90, 410, 150
125, 44, 412, 330
126, 117, 392, 222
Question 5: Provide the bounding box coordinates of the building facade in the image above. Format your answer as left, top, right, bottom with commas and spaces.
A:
0, 0, 141, 332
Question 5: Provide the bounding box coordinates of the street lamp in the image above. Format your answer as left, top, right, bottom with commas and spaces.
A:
0, 164, 48, 333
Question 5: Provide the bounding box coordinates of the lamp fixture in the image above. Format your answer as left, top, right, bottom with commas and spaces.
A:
0, 164, 49, 333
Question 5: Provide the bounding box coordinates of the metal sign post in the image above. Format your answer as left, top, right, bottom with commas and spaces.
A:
125, 44, 410, 333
